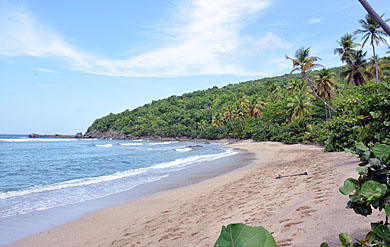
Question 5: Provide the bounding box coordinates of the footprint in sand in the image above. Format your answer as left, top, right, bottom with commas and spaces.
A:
296, 206, 310, 211
277, 238, 293, 247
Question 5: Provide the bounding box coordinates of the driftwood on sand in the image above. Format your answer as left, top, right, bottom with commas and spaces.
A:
275, 172, 308, 179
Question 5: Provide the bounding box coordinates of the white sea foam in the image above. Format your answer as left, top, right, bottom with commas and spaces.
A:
0, 138, 77, 142
120, 143, 143, 146
0, 149, 237, 200
176, 148, 192, 152
95, 144, 112, 147
149, 142, 171, 145
0, 175, 169, 219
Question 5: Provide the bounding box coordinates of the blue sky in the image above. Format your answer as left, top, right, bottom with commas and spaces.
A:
1, 0, 389, 134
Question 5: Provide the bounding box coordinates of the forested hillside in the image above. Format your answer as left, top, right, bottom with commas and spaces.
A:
86, 13, 390, 151
86, 56, 390, 151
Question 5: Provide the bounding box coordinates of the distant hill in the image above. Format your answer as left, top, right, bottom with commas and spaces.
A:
85, 58, 390, 141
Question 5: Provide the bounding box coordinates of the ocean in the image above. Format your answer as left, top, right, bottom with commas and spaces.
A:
0, 134, 238, 220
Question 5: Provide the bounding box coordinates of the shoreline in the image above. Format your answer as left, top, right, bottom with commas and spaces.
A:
12, 141, 383, 246
2, 145, 254, 245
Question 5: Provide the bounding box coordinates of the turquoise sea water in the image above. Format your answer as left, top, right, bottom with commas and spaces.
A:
0, 134, 236, 219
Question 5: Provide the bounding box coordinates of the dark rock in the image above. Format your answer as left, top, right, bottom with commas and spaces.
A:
28, 133, 72, 138
188, 145, 203, 148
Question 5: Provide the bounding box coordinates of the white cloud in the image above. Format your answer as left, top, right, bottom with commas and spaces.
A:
35, 68, 55, 73
307, 18, 323, 24
0, 1, 293, 77
251, 32, 292, 51
36, 83, 60, 88
270, 57, 292, 70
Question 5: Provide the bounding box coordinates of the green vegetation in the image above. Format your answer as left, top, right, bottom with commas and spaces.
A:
214, 223, 276, 247
86, 57, 390, 151
86, 12, 390, 154
321, 142, 390, 246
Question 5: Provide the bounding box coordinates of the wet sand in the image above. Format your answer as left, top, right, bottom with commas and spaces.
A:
13, 141, 382, 247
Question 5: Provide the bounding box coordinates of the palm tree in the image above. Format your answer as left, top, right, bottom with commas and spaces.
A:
287, 93, 314, 125
212, 114, 227, 135
355, 14, 389, 84
245, 96, 265, 118
314, 69, 336, 119
286, 47, 336, 113
367, 55, 386, 77
233, 102, 246, 131
223, 105, 235, 129
198, 120, 207, 131
341, 50, 372, 87
287, 79, 307, 95
334, 34, 360, 64
358, 0, 390, 36
267, 84, 282, 101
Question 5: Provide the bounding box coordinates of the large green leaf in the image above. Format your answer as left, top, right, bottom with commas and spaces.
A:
359, 181, 387, 201
214, 224, 276, 247
372, 224, 390, 242
339, 232, 352, 245
372, 144, 390, 161
339, 178, 357, 195
365, 231, 375, 243
385, 204, 390, 217
356, 142, 370, 152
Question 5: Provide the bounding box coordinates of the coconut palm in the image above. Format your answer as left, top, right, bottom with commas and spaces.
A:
341, 50, 372, 87
198, 120, 207, 131
237, 94, 249, 110
287, 93, 314, 125
367, 55, 386, 77
314, 69, 336, 101
286, 79, 307, 95
286, 47, 336, 113
233, 102, 246, 131
355, 14, 389, 84
223, 105, 235, 129
334, 34, 360, 64
314, 69, 336, 119
212, 114, 227, 135
358, 0, 390, 36
245, 96, 265, 118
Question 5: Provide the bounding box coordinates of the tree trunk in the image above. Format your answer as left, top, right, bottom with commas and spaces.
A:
302, 72, 337, 113
372, 44, 379, 84
239, 120, 244, 131
229, 119, 235, 129
358, 0, 390, 36
222, 126, 228, 136
324, 104, 328, 120
327, 100, 332, 119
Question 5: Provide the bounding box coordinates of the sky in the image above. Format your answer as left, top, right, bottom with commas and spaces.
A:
1, 0, 389, 134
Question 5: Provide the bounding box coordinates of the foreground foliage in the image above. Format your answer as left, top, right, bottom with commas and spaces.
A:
214, 224, 276, 247
322, 142, 390, 246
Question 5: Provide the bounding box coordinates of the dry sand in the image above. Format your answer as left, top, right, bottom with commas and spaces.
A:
13, 141, 383, 247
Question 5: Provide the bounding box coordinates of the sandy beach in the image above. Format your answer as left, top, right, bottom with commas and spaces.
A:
13, 141, 383, 247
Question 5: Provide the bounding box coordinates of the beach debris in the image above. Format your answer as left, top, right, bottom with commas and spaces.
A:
275, 172, 308, 179
214, 223, 276, 247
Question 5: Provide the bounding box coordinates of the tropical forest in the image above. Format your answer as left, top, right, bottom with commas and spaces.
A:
87, 12, 390, 154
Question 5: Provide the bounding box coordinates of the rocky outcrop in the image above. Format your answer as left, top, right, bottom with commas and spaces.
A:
29, 133, 72, 138
82, 130, 239, 142
75, 132, 83, 138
